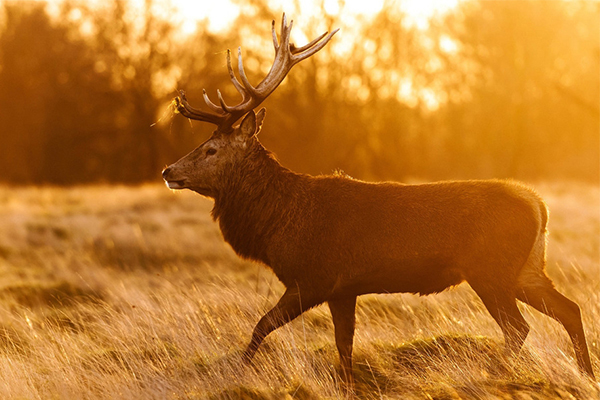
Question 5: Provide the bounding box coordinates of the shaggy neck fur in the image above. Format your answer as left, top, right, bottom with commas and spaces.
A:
211, 142, 306, 264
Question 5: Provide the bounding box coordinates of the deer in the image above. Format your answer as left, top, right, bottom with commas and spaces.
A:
162, 15, 595, 390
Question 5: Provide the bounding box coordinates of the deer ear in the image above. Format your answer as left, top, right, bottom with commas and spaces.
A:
255, 108, 266, 135
239, 110, 257, 138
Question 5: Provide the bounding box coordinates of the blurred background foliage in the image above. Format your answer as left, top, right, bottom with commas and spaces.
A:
0, 0, 597, 184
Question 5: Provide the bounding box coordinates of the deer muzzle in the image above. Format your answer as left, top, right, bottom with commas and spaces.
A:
162, 167, 187, 189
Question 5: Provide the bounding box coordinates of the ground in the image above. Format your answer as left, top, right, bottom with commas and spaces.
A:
0, 182, 597, 399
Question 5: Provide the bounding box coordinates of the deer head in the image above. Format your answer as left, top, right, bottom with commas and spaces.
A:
162, 109, 266, 197
162, 15, 338, 197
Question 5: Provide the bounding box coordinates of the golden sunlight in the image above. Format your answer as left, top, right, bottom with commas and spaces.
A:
400, 0, 461, 29
34, 0, 462, 35
174, 0, 239, 34
168, 0, 463, 36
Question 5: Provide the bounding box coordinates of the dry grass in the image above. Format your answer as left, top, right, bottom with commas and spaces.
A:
0, 182, 597, 399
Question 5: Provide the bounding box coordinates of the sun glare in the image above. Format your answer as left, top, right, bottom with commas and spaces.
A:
174, 0, 239, 34
400, 0, 461, 29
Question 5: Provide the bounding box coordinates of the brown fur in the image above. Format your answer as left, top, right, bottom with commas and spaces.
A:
163, 111, 595, 388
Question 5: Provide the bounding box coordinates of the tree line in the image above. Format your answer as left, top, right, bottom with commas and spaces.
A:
0, 0, 597, 184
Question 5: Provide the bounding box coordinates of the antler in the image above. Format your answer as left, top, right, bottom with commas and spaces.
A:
175, 14, 339, 132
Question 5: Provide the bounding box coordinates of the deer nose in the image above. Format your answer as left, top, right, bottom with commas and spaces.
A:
162, 167, 171, 180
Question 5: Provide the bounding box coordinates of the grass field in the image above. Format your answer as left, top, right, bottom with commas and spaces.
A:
0, 182, 597, 399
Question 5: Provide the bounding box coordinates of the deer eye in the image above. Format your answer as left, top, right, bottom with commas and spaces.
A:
206, 148, 217, 156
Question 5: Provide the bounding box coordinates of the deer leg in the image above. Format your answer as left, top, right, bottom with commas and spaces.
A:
328, 296, 357, 391
517, 282, 595, 378
471, 283, 530, 356
243, 286, 322, 361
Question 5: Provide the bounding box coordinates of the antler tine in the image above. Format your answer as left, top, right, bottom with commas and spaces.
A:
290, 31, 329, 54
202, 89, 223, 113
226, 49, 248, 100
217, 90, 235, 113
291, 28, 339, 64
237, 47, 259, 98
175, 90, 226, 125
280, 13, 287, 42
271, 20, 279, 51
280, 18, 292, 53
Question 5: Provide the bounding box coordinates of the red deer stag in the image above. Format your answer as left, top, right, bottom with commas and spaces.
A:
162, 15, 595, 388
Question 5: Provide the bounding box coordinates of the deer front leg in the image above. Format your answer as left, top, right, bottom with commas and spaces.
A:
328, 296, 357, 392
243, 286, 323, 361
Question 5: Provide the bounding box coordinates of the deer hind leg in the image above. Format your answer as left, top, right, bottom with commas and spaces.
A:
516, 231, 595, 378
470, 281, 530, 356
517, 279, 595, 378
328, 296, 357, 392
243, 286, 323, 361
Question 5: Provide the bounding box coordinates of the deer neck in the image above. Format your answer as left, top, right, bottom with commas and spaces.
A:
211, 146, 303, 263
